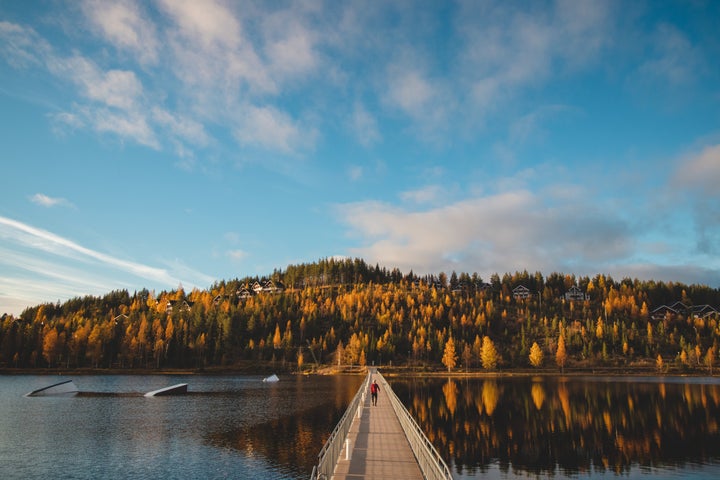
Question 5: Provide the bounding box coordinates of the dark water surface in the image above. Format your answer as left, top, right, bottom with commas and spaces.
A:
391, 375, 720, 479
0, 374, 362, 479
4, 374, 720, 479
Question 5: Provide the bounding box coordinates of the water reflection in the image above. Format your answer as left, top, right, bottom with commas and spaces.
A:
0, 375, 365, 480
392, 376, 720, 478
205, 374, 363, 475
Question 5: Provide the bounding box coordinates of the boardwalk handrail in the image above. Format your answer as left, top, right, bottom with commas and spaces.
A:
377, 372, 453, 480
310, 372, 371, 480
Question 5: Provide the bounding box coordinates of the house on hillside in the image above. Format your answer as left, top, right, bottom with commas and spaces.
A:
650, 304, 682, 321
251, 280, 285, 295
690, 304, 719, 319
166, 299, 193, 313
564, 285, 588, 302
262, 280, 285, 293
512, 285, 531, 300
236, 288, 253, 300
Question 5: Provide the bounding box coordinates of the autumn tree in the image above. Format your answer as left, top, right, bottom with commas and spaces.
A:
462, 343, 472, 370
297, 347, 304, 371
656, 353, 664, 372
273, 324, 282, 350
86, 324, 104, 368
335, 341, 344, 367
704, 346, 715, 374
480, 336, 498, 370
42, 326, 60, 367
529, 341, 543, 368
442, 337, 458, 372
556, 335, 567, 373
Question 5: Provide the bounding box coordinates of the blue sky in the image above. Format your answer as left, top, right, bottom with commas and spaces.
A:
1, 0, 719, 316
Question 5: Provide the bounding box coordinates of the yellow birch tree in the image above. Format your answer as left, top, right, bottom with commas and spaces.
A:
481, 336, 498, 370
442, 337, 458, 372
529, 341, 543, 368
556, 335, 567, 373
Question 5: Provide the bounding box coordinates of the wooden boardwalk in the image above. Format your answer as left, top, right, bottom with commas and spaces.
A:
331, 373, 424, 480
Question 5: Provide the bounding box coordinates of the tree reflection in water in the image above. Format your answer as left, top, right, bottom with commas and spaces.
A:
205, 375, 363, 477
392, 376, 720, 478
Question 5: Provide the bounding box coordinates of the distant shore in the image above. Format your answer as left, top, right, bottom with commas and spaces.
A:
1, 362, 716, 377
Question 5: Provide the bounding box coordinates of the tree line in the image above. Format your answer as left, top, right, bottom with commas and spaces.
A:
1, 257, 719, 372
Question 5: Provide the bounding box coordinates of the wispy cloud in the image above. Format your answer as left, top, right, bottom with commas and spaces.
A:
674, 144, 720, 196
457, 1, 613, 112
226, 249, 248, 261
234, 105, 317, 154
0, 216, 212, 313
351, 101, 381, 147
399, 185, 445, 205
29, 193, 74, 208
80, 0, 160, 66
0, 216, 178, 283
635, 23, 703, 86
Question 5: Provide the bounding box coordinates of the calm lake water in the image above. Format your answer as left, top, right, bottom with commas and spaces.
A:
2, 374, 720, 479
391, 375, 720, 479
0, 374, 363, 479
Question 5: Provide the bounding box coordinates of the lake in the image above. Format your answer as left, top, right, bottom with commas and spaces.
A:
0, 374, 363, 479
1, 374, 719, 479
390, 375, 720, 479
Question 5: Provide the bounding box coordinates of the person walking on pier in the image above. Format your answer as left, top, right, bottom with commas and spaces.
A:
370, 379, 379, 406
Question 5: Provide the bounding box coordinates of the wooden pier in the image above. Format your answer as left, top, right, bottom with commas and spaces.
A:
330, 372, 424, 480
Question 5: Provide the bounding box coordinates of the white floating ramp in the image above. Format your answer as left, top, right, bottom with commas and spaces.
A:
144, 383, 188, 397
263, 374, 279, 383
26, 379, 79, 397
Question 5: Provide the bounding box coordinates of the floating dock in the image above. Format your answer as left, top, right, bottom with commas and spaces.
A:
26, 379, 79, 397
144, 383, 188, 397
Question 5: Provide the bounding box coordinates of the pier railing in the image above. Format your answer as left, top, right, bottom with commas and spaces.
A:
310, 370, 452, 480
376, 373, 453, 480
310, 372, 371, 480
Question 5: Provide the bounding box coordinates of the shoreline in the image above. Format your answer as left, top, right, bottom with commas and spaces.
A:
1, 364, 716, 377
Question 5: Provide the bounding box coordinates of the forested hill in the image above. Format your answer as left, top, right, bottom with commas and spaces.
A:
2, 257, 720, 372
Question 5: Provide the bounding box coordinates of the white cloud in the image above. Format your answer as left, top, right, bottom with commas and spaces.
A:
29, 193, 74, 208
457, 1, 613, 112
351, 101, 381, 147
0, 216, 181, 286
234, 105, 317, 154
674, 144, 720, 196
399, 185, 445, 205
671, 144, 720, 257
89, 107, 159, 149
226, 249, 248, 261
81, 0, 160, 65
0, 21, 50, 68
348, 165, 363, 181
158, 0, 272, 96
0, 216, 218, 314
152, 107, 210, 147
49, 55, 143, 110
337, 189, 632, 277
262, 10, 319, 79
636, 23, 702, 86
387, 68, 435, 116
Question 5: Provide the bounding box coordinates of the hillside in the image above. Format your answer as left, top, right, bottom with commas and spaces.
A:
2, 258, 719, 373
